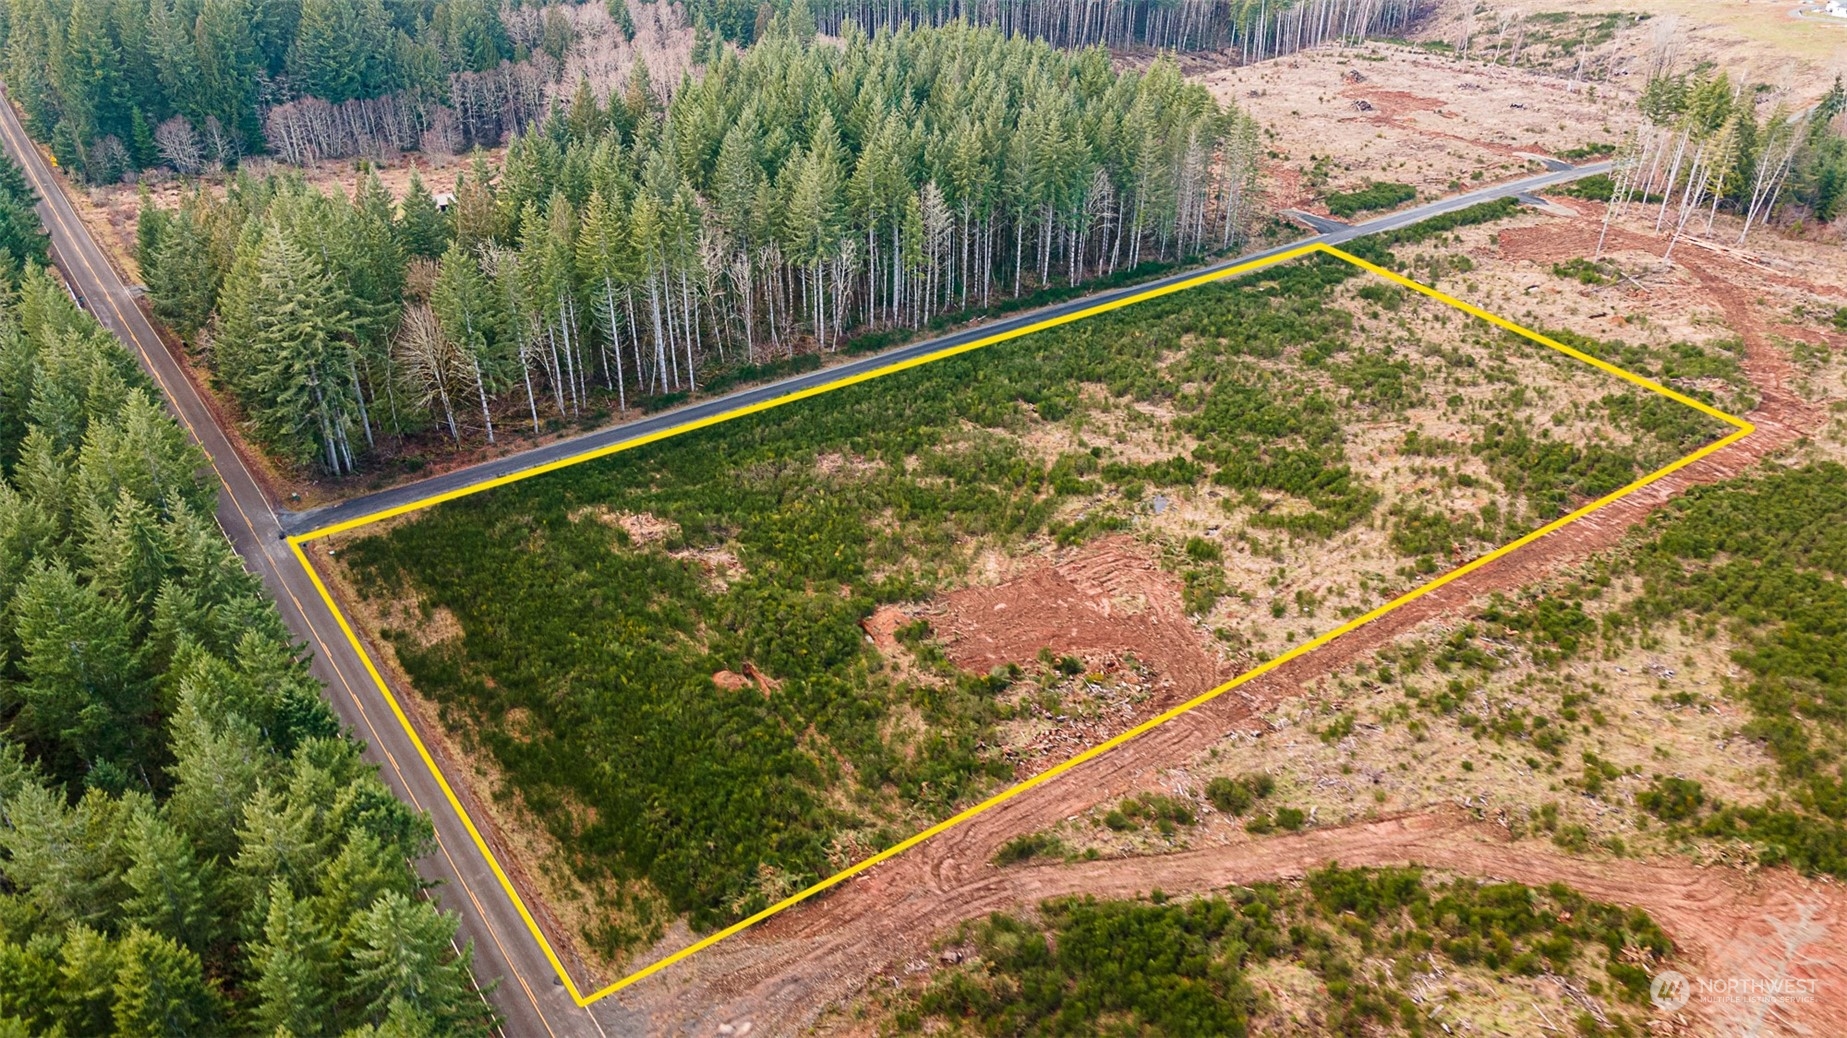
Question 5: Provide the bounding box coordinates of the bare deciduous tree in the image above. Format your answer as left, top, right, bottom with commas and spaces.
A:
421, 106, 463, 164
155, 117, 204, 175
203, 116, 240, 170
394, 302, 469, 443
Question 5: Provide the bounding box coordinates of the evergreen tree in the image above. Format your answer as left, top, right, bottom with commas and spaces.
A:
6, 559, 147, 772
144, 207, 221, 336
123, 809, 217, 955
287, 0, 395, 104
236, 226, 360, 473
250, 880, 335, 1037
396, 169, 451, 260
111, 927, 222, 1037
192, 0, 266, 154
56, 923, 119, 1036
161, 684, 266, 861
575, 189, 634, 411
0, 781, 132, 930
430, 241, 504, 438
349, 892, 488, 1035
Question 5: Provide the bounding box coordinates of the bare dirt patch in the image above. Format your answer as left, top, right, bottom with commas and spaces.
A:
1195, 45, 1634, 210
1420, 0, 1847, 85
934, 535, 1229, 704
860, 604, 908, 657
569, 505, 679, 545
711, 670, 753, 692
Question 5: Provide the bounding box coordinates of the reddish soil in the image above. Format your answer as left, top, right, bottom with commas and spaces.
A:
711, 670, 753, 692
1343, 84, 1551, 161
927, 814, 1844, 1037
1267, 161, 1313, 212
933, 536, 1227, 706
1347, 86, 1449, 119
859, 604, 907, 656
613, 212, 1847, 1036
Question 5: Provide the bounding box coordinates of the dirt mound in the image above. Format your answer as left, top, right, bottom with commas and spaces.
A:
860, 604, 907, 656
934, 536, 1227, 702
712, 670, 753, 691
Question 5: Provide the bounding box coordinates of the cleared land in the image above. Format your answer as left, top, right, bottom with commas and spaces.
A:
785, 186, 1847, 1038
863, 861, 1683, 1036
316, 234, 1735, 990
1201, 42, 1636, 216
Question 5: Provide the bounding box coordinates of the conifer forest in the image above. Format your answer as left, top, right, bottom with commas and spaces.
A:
131, 20, 1263, 474
0, 157, 492, 1035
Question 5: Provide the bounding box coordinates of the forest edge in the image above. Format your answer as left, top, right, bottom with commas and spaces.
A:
284, 241, 1755, 1005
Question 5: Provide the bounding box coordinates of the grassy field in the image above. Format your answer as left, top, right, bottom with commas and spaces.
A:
334, 238, 1737, 967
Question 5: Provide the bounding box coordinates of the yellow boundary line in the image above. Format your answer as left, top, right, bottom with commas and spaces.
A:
287, 242, 1753, 1006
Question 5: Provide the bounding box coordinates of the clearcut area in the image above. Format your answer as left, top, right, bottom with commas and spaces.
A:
317, 239, 1740, 988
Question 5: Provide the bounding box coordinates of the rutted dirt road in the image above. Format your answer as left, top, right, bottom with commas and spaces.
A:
615, 211, 1847, 1036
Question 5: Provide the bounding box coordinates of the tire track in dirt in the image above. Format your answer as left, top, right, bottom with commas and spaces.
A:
998, 815, 1847, 1038
624, 215, 1841, 1035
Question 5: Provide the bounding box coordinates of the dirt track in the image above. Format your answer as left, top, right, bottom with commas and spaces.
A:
616, 212, 1847, 1035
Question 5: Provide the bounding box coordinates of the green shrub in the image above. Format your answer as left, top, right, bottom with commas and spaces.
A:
1207, 773, 1274, 816
1356, 282, 1405, 309
1326, 181, 1417, 218
1184, 535, 1223, 562
1558, 142, 1616, 160
1556, 173, 1614, 200
1552, 257, 1617, 285
993, 831, 1064, 866
1638, 776, 1705, 822
907, 866, 1677, 1035
1359, 196, 1520, 247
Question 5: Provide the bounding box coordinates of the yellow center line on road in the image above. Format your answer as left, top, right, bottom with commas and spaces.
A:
284, 238, 1755, 1006
0, 100, 568, 1034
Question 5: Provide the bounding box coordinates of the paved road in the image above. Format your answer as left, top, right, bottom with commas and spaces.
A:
0, 75, 1610, 1030
286, 159, 1611, 537
0, 89, 627, 1038
1280, 208, 1351, 234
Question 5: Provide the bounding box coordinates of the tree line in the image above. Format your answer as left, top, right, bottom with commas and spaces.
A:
0, 157, 47, 285
0, 156, 490, 1033
1597, 70, 1847, 258
0, 0, 1423, 187
138, 19, 1264, 475
0, 0, 624, 183
692, 0, 1428, 63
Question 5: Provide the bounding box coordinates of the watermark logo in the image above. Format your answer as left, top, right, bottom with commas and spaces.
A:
1651, 970, 1691, 1011
1650, 969, 1820, 1013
